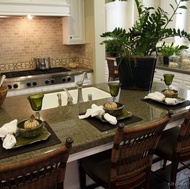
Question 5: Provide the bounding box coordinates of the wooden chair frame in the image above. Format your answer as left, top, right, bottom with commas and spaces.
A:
155, 108, 190, 189
0, 137, 73, 189
79, 113, 172, 189
107, 59, 119, 81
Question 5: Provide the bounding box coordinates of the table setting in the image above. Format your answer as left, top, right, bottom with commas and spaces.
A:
0, 93, 61, 160
142, 74, 190, 110
79, 82, 142, 132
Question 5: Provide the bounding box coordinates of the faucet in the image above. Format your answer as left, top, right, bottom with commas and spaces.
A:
76, 72, 88, 103
57, 93, 62, 107
63, 87, 73, 105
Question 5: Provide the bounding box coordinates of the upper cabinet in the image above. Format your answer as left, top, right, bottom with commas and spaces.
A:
0, 0, 70, 16
62, 0, 85, 45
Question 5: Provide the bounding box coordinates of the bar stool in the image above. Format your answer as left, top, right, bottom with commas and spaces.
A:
0, 137, 73, 189
79, 113, 172, 189
154, 108, 190, 189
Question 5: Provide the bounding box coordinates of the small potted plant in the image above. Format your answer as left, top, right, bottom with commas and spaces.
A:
158, 43, 189, 65
101, 0, 190, 90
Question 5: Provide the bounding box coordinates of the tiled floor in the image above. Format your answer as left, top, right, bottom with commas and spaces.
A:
151, 164, 190, 189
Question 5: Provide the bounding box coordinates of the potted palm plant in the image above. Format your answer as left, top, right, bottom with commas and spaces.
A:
101, 0, 190, 90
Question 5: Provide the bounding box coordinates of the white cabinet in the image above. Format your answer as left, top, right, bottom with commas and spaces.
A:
0, 0, 70, 16
62, 0, 85, 44
183, 74, 190, 90
153, 69, 164, 84
154, 68, 190, 90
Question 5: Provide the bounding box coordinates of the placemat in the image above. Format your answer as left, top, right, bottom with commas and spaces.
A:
141, 99, 190, 110
85, 115, 142, 132
0, 121, 61, 160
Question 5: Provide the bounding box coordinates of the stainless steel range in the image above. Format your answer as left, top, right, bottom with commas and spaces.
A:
1, 67, 75, 91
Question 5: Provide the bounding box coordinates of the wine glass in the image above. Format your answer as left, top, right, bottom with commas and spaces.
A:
108, 82, 121, 102
163, 74, 174, 89
27, 93, 44, 119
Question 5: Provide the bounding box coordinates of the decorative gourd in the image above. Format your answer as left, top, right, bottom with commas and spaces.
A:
104, 102, 117, 109
24, 115, 39, 129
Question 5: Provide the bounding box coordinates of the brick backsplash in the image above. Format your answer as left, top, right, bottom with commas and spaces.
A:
0, 17, 92, 72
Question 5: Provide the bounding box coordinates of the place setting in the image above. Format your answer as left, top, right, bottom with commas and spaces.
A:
142, 74, 190, 110
79, 82, 142, 132
0, 94, 61, 160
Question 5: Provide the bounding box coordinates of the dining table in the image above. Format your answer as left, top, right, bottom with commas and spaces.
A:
0, 82, 190, 165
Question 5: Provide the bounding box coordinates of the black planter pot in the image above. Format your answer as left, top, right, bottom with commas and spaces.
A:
117, 56, 157, 91
163, 56, 169, 65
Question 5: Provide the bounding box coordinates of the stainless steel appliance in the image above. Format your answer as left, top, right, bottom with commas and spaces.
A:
1, 67, 74, 91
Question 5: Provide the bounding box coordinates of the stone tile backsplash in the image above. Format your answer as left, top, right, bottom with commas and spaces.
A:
0, 17, 92, 72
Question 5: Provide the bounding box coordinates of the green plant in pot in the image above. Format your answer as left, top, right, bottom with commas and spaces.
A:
158, 42, 188, 65
101, 0, 190, 90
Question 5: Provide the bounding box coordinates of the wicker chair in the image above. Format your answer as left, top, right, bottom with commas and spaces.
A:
79, 113, 171, 189
107, 59, 119, 81
0, 137, 73, 189
154, 108, 190, 189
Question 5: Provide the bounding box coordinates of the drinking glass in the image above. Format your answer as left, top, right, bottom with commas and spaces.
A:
108, 82, 121, 102
163, 74, 174, 89
27, 93, 44, 119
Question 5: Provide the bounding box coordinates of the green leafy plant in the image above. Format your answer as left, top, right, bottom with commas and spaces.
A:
101, 0, 190, 58
158, 43, 188, 57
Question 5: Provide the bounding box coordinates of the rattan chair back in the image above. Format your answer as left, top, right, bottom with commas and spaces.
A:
0, 137, 73, 189
107, 59, 119, 81
109, 115, 171, 189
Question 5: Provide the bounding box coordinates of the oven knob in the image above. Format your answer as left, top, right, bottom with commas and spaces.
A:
62, 77, 66, 83
67, 76, 71, 82
45, 80, 50, 84
51, 79, 55, 84
7, 85, 12, 89
27, 82, 31, 87
13, 84, 18, 88
33, 82, 37, 86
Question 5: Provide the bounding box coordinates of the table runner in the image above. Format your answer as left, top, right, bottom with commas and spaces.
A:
0, 121, 61, 160
85, 115, 142, 132
141, 99, 190, 110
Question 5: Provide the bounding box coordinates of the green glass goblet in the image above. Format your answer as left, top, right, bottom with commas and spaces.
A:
27, 93, 44, 119
108, 82, 121, 102
163, 74, 174, 89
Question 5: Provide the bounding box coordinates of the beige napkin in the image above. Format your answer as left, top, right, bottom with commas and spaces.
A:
0, 119, 18, 149
78, 104, 117, 125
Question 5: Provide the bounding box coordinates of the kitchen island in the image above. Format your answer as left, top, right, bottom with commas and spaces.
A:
0, 82, 190, 188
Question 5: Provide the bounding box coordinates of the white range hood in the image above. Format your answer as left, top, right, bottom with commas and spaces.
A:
0, 0, 70, 17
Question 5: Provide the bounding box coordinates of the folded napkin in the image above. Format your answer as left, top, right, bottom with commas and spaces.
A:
79, 104, 117, 125
144, 91, 165, 102
0, 119, 18, 149
144, 92, 178, 105
165, 98, 178, 105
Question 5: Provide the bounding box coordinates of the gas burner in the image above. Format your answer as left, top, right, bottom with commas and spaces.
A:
1, 67, 75, 90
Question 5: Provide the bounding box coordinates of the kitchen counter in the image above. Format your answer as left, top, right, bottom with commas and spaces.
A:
0, 82, 190, 165
156, 63, 190, 75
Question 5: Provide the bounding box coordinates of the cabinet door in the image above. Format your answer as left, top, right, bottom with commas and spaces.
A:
183, 74, 190, 90
153, 69, 165, 83
62, 0, 85, 44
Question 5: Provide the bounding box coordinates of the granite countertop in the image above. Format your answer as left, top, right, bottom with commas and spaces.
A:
0, 82, 189, 164
156, 63, 190, 75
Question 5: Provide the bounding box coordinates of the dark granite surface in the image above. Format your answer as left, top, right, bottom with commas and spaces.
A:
0, 82, 190, 164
